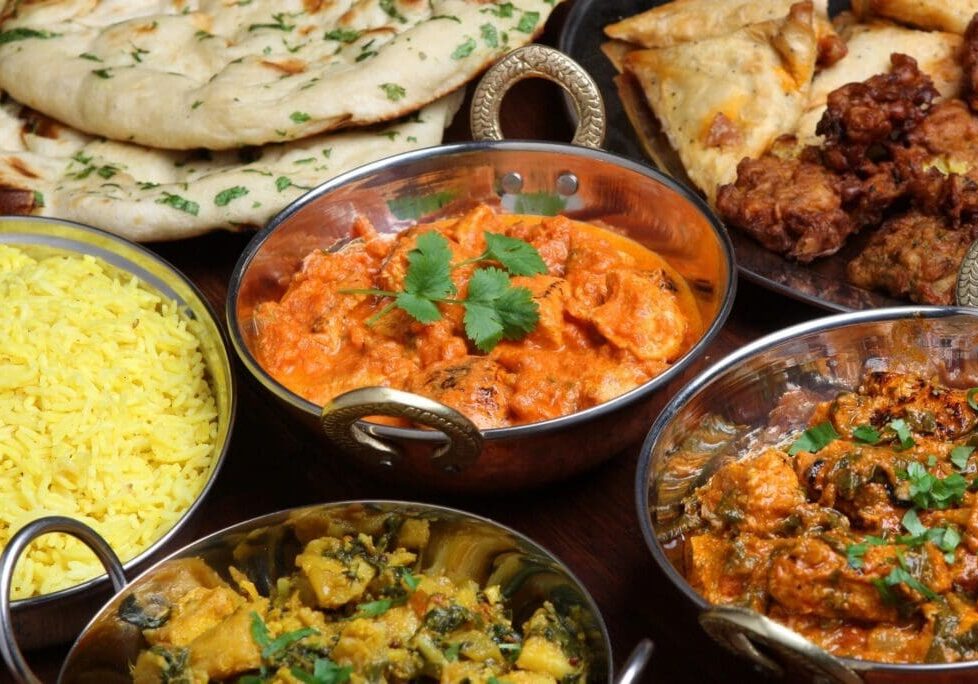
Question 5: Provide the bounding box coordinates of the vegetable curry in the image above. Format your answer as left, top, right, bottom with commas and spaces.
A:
128, 517, 590, 683
679, 372, 978, 663
253, 204, 702, 428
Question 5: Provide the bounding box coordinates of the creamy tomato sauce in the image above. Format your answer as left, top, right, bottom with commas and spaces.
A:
254, 205, 702, 428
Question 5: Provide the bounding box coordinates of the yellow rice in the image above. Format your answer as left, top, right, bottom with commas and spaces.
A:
0, 245, 218, 599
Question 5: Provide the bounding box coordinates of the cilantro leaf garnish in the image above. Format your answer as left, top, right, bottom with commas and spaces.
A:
845, 535, 886, 570
901, 508, 927, 537
901, 462, 966, 509
852, 424, 881, 445
263, 626, 318, 658
291, 658, 353, 684
443, 642, 462, 661
952, 445, 975, 470
403, 231, 456, 300
342, 230, 544, 352
477, 232, 548, 276
888, 419, 915, 450
355, 598, 392, 618
787, 422, 839, 456
886, 557, 939, 601
463, 268, 539, 352
398, 567, 420, 591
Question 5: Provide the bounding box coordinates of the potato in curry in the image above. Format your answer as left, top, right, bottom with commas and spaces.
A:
679, 372, 978, 664
127, 518, 589, 683
253, 205, 702, 428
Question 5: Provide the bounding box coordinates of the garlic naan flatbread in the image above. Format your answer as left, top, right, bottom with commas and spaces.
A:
853, 0, 978, 34
0, 91, 462, 241
623, 2, 817, 203
0, 0, 557, 150
794, 22, 962, 141
605, 0, 831, 49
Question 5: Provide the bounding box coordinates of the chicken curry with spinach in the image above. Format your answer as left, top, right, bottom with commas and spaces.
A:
678, 372, 978, 663
128, 517, 589, 683
253, 204, 702, 428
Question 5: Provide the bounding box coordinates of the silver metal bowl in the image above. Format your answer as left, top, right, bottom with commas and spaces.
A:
637, 307, 978, 682
0, 216, 236, 650
226, 47, 736, 492
1, 502, 649, 683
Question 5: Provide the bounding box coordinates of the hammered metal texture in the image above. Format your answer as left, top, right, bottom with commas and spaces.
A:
471, 44, 606, 148
321, 387, 483, 472
956, 240, 978, 308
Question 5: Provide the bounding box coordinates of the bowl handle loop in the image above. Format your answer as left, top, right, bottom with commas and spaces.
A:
614, 639, 654, 684
1, 516, 126, 684
956, 239, 978, 307
470, 44, 606, 149
699, 607, 863, 684
320, 387, 484, 473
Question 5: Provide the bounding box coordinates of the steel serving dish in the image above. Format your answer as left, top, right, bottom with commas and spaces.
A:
1, 501, 650, 683
637, 307, 978, 683
226, 46, 736, 492
0, 216, 236, 650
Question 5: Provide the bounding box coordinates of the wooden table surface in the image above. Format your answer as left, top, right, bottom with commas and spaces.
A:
13, 4, 829, 682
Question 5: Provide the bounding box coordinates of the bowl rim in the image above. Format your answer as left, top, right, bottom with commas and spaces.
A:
635, 304, 978, 673
226, 139, 737, 441
61, 498, 615, 683
0, 214, 238, 611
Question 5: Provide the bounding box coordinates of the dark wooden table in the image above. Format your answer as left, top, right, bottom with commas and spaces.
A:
14, 5, 827, 683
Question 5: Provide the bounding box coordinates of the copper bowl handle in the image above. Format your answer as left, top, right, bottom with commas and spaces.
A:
471, 44, 606, 149
957, 240, 978, 307
320, 387, 484, 473
1, 516, 127, 684
699, 606, 862, 683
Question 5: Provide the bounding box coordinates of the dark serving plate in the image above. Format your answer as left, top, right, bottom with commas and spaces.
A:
558, 0, 906, 312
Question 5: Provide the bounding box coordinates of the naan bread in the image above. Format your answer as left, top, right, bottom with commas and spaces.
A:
852, 0, 978, 34
623, 2, 817, 203
794, 22, 962, 141
0, 0, 557, 150
605, 0, 832, 49
0, 91, 462, 241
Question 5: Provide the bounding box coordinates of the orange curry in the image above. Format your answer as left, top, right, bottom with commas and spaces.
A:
253, 204, 702, 428
681, 372, 978, 664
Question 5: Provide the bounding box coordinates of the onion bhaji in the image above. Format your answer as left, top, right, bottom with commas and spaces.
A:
847, 212, 978, 304
718, 39, 978, 303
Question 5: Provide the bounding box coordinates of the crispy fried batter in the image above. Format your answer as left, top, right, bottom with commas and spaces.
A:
817, 53, 940, 174
963, 14, 978, 110
716, 154, 856, 261
847, 212, 978, 304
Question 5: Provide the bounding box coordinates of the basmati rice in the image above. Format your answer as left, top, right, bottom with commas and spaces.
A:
0, 245, 218, 599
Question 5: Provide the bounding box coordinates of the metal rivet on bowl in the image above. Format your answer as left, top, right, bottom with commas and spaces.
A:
499, 172, 523, 194
555, 172, 579, 197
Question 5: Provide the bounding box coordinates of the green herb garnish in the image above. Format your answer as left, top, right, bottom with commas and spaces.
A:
480, 23, 499, 48
215, 185, 249, 206
324, 27, 361, 42
451, 37, 476, 59
155, 191, 199, 216
355, 598, 393, 618
952, 445, 975, 470
380, 83, 406, 102
515, 11, 540, 33
845, 535, 886, 570
901, 462, 967, 509
968, 388, 978, 411
341, 231, 544, 352
787, 422, 839, 456
290, 111, 311, 123
0, 28, 60, 44
852, 424, 881, 444
889, 418, 915, 450
290, 658, 353, 684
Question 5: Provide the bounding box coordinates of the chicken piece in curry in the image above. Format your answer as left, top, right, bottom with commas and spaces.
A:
253, 204, 702, 428
127, 519, 589, 683
679, 371, 978, 663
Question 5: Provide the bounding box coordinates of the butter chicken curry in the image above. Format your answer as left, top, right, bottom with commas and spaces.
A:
254, 205, 701, 428
679, 372, 978, 664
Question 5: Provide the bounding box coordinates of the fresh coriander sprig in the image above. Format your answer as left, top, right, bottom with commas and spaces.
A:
341, 230, 546, 352
787, 422, 839, 455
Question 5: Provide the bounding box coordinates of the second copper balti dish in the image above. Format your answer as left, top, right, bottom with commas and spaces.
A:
227, 47, 736, 492
638, 308, 978, 682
